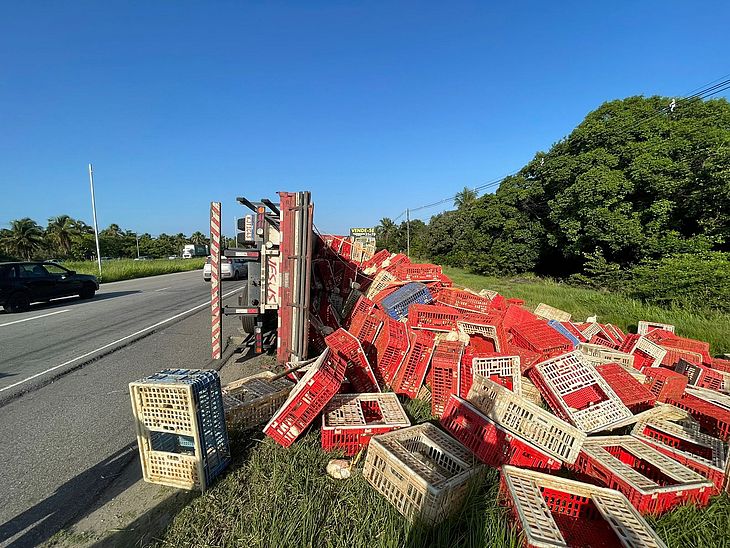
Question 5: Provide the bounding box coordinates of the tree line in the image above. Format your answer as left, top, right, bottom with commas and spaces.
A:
377, 95, 730, 311
0, 215, 209, 261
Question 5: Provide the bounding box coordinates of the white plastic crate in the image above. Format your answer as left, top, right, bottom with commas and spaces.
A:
365, 270, 399, 299
471, 355, 522, 396
520, 376, 543, 406
529, 351, 633, 433
599, 403, 693, 432
467, 374, 586, 464
576, 342, 635, 369
574, 435, 713, 514
637, 321, 675, 335
501, 465, 668, 548
362, 423, 483, 524
533, 303, 572, 322
685, 386, 730, 410
222, 371, 294, 430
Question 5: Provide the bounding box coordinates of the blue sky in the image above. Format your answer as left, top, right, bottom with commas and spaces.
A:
1, 1, 729, 237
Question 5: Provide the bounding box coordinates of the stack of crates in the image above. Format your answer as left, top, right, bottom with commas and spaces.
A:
380, 282, 433, 320
430, 340, 466, 417
572, 435, 713, 513
467, 375, 586, 465
632, 419, 728, 492
321, 393, 410, 455
129, 369, 230, 491
527, 352, 633, 433
500, 466, 668, 548
222, 371, 294, 430
441, 395, 560, 471
362, 423, 483, 524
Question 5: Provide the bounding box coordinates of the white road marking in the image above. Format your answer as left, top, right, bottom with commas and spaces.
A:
0, 287, 243, 393
154, 287, 171, 292
0, 309, 70, 328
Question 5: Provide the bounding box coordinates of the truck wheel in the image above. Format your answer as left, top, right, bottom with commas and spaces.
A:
6, 291, 31, 313
239, 287, 256, 334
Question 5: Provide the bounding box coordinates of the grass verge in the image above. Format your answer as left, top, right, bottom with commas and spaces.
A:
62, 258, 206, 283
157, 270, 730, 548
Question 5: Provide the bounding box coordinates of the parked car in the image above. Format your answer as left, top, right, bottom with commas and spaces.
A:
203, 257, 247, 281
0, 262, 100, 312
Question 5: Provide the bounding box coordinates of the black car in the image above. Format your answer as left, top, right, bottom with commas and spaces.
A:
0, 262, 99, 312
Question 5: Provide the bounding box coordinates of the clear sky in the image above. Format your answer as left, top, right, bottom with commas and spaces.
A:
1, 1, 729, 237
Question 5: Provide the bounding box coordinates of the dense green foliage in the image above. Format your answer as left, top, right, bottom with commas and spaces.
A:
379, 96, 730, 310
0, 214, 209, 261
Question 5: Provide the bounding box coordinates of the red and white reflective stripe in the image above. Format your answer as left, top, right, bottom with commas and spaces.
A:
210, 201, 222, 359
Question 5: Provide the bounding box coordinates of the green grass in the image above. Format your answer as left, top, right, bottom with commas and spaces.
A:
442, 267, 730, 354
62, 258, 206, 283
156, 269, 730, 548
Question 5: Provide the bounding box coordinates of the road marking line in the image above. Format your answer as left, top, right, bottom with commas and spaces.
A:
0, 309, 71, 328
0, 287, 243, 393
154, 287, 171, 292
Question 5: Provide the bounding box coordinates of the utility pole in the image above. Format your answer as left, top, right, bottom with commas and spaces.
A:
406, 208, 411, 258
88, 163, 102, 277
135, 233, 140, 258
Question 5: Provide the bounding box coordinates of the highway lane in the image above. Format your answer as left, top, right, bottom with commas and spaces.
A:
0, 270, 245, 400
0, 271, 248, 547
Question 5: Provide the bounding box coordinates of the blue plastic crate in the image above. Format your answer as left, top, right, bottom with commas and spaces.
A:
547, 320, 579, 347
381, 282, 433, 320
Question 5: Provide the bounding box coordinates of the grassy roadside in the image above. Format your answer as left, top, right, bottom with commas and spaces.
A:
62, 258, 206, 283
156, 269, 730, 548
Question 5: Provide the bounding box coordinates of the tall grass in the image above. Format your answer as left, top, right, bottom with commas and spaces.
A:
62, 258, 206, 283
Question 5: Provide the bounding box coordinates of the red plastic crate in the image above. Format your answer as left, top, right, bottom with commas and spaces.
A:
589, 333, 619, 349
441, 395, 560, 470
711, 357, 730, 373
430, 340, 466, 417
618, 334, 667, 371
344, 295, 377, 328
348, 311, 383, 368
650, 334, 712, 364
408, 303, 462, 332
382, 253, 411, 275
501, 304, 538, 329
506, 343, 542, 374
669, 393, 730, 441
394, 262, 442, 281
661, 346, 703, 368
508, 320, 573, 359
675, 360, 725, 391
572, 435, 713, 514
644, 367, 688, 403
264, 350, 346, 447
500, 466, 671, 548
321, 393, 410, 456
560, 322, 588, 343
325, 329, 380, 393
391, 330, 436, 399
456, 311, 507, 352
594, 363, 656, 412
373, 312, 410, 385
361, 249, 390, 271
632, 419, 727, 492
435, 287, 493, 313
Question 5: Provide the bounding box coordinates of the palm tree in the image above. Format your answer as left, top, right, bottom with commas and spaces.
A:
454, 187, 478, 209
46, 215, 80, 257
1, 218, 45, 260
190, 231, 206, 245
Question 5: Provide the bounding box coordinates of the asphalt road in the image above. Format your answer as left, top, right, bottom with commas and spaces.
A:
0, 270, 247, 547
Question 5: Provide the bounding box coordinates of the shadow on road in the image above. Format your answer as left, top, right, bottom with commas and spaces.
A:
0, 445, 138, 548
0, 291, 142, 315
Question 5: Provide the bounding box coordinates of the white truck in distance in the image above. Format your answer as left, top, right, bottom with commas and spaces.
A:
182, 244, 208, 259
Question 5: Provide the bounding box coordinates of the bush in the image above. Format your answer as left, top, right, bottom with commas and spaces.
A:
629, 252, 730, 312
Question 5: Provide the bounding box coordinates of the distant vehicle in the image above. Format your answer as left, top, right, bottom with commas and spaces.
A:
0, 261, 99, 313
182, 244, 208, 259
203, 257, 247, 281
134, 256, 153, 261
168, 255, 179, 260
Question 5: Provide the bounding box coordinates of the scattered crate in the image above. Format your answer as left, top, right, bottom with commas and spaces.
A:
502, 304, 538, 329
361, 249, 391, 272
321, 393, 411, 456
632, 419, 728, 492
506, 343, 543, 374
547, 319, 579, 347
527, 352, 633, 433
373, 312, 410, 384
534, 303, 572, 322
572, 435, 713, 514
471, 354, 522, 395
222, 371, 294, 430
685, 386, 730, 409
654, 335, 712, 365
391, 329, 436, 398
130, 369, 230, 491
394, 262, 442, 281
520, 376, 543, 406
362, 423, 483, 524
576, 342, 635, 369
509, 320, 573, 360
408, 303, 461, 332
675, 359, 726, 391
344, 295, 377, 328
560, 321, 589, 343
644, 367, 688, 403
467, 374, 586, 464
637, 321, 675, 335
365, 270, 399, 300
380, 282, 433, 320
381, 252, 411, 274
435, 287, 493, 313
327, 328, 380, 393
348, 310, 383, 370
264, 349, 346, 448
456, 312, 505, 352
441, 395, 560, 471
500, 465, 669, 548
619, 335, 667, 371
430, 340, 466, 417
594, 363, 656, 412
710, 357, 730, 373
